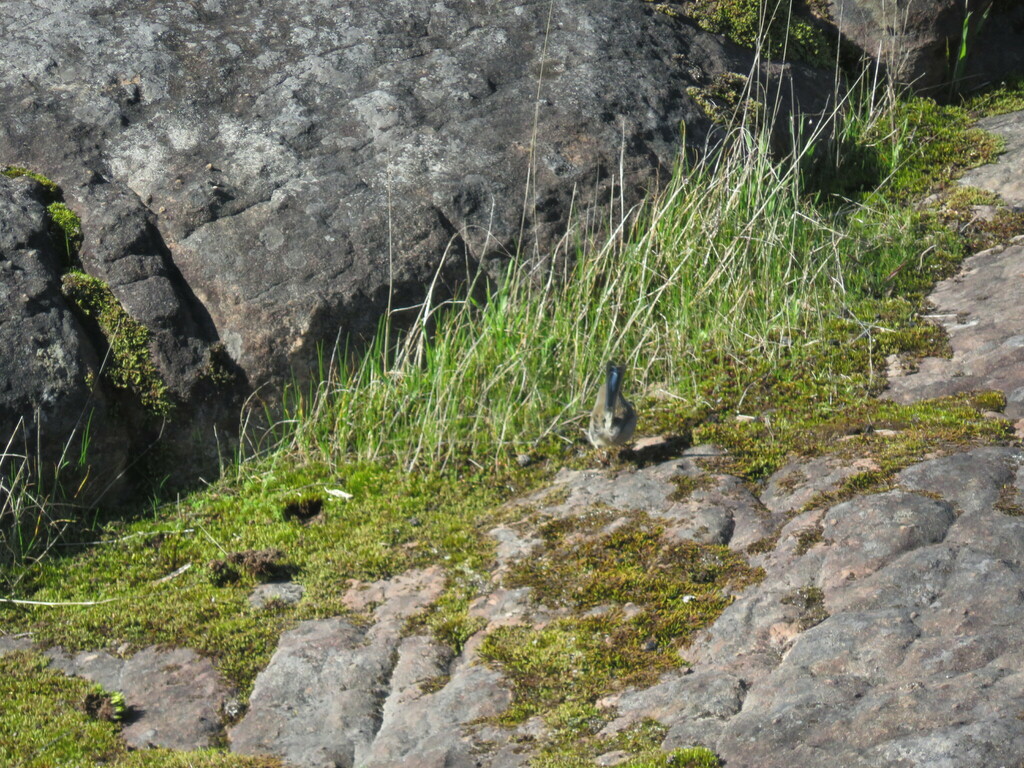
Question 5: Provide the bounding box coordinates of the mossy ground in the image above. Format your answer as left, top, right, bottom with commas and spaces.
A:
2, 80, 1024, 767
481, 513, 763, 724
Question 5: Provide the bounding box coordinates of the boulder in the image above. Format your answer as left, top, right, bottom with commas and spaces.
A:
1, 0, 833, 496
824, 0, 1024, 94
0, 174, 120, 503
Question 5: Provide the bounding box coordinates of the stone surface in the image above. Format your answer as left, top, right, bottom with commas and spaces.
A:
495, 445, 780, 563
248, 580, 305, 609
760, 454, 882, 516
959, 111, 1024, 208
45, 645, 229, 751
882, 242, 1024, 416
824, 0, 1024, 94
231, 567, 513, 767
602, 446, 1024, 767
0, 175, 116, 497
0, 170, 242, 501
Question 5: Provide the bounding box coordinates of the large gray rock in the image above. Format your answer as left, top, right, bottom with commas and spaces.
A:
824, 0, 1024, 93
0, 0, 831, 399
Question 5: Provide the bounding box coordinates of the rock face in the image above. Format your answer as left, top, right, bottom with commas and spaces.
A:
605, 446, 1024, 768
824, 0, 1024, 94
0, 172, 243, 502
885, 112, 1024, 418
0, 175, 110, 492
0, 0, 832, 496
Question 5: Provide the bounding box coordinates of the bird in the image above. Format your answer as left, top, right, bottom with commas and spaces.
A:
587, 361, 637, 448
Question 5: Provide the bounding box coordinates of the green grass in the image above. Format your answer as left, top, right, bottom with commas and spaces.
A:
2, 72, 1024, 767
1, 460, 507, 692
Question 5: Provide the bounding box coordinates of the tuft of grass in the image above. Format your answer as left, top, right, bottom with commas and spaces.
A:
46, 202, 82, 266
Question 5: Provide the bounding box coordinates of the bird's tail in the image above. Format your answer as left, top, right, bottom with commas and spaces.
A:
605, 362, 623, 412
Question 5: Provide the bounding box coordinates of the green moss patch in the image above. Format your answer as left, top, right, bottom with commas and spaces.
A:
683, 0, 834, 68
2, 165, 60, 195
780, 585, 829, 630
0, 461, 505, 697
687, 73, 763, 128
61, 271, 171, 415
481, 513, 762, 726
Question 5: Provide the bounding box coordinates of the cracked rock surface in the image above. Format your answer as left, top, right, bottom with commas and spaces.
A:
0, 0, 828, 393
603, 446, 1024, 768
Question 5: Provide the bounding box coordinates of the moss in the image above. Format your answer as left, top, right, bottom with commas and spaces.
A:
200, 342, 238, 388
60, 270, 172, 416
686, 72, 763, 129
482, 513, 762, 725
780, 585, 829, 630
2, 165, 59, 195
793, 522, 824, 555
965, 77, 1024, 117
524, 705, 722, 767
877, 98, 1004, 205
994, 484, 1024, 517
405, 568, 487, 655
683, 0, 834, 68
668, 473, 714, 501
46, 201, 83, 264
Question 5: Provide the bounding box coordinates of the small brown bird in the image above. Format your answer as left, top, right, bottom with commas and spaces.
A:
587, 362, 637, 448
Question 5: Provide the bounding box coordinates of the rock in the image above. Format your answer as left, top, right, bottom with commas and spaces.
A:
881, 242, 1024, 417
959, 111, 1024, 209
0, 175, 122, 499
231, 569, 514, 767
760, 454, 882, 516
248, 581, 305, 609
341, 565, 446, 622
0, 169, 243, 502
0, 1, 833, 479
45, 645, 229, 751
495, 448, 777, 556
896, 446, 1017, 516
824, 0, 1024, 93
606, 448, 1024, 767
229, 617, 392, 767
